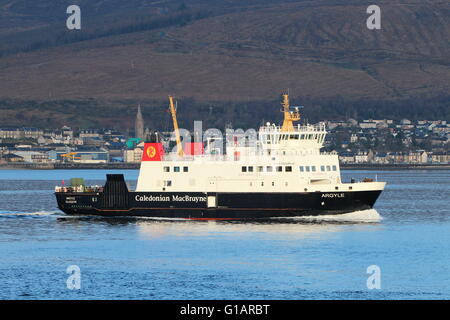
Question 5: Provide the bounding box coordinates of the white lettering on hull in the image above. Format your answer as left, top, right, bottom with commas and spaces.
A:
135, 195, 170, 202
321, 193, 345, 198
135, 194, 206, 203
172, 195, 207, 202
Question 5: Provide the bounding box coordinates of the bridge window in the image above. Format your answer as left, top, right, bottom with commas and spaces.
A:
332, 165, 337, 171
305, 166, 310, 172
321, 165, 325, 172
311, 166, 316, 172
326, 165, 331, 171
299, 166, 304, 172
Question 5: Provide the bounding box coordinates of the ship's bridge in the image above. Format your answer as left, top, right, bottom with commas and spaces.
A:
258, 122, 327, 150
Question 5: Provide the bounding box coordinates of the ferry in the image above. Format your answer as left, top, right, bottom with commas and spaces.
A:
55, 94, 386, 220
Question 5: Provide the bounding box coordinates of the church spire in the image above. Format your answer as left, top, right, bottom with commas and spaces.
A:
135, 104, 144, 140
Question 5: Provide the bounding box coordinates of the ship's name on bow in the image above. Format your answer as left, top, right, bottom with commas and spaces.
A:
135, 194, 206, 202
321, 193, 345, 198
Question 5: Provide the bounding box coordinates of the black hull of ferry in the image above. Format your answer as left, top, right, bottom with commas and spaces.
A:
55, 190, 382, 220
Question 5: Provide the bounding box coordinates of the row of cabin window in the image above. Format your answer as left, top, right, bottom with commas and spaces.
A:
241, 165, 337, 173
241, 166, 291, 173
264, 133, 325, 143
300, 165, 337, 172
279, 133, 325, 141
163, 166, 189, 173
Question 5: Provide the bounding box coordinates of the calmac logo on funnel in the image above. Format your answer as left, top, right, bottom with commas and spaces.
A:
142, 143, 164, 161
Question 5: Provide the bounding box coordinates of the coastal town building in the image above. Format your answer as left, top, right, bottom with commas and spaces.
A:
0, 127, 23, 139
124, 146, 144, 163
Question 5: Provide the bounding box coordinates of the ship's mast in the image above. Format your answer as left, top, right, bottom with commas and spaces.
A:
280, 93, 301, 132
168, 96, 184, 157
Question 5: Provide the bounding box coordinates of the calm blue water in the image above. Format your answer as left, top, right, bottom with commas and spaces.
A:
0, 169, 449, 299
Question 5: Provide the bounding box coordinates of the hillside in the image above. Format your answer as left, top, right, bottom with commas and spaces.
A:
0, 0, 449, 128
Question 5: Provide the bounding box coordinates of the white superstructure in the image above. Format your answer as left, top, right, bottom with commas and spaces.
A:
136, 95, 385, 194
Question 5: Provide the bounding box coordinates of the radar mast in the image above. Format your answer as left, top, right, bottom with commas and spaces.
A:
280, 93, 301, 132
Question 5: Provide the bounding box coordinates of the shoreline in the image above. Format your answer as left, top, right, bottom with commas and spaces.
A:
0, 163, 141, 170
0, 163, 449, 170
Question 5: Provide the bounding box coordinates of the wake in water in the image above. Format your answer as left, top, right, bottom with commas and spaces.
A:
0, 209, 382, 225
285, 209, 382, 223
0, 211, 60, 217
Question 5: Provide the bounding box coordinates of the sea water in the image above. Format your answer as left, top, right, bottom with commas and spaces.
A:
0, 169, 449, 299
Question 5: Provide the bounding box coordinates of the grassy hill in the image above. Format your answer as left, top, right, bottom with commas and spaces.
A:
0, 0, 448, 128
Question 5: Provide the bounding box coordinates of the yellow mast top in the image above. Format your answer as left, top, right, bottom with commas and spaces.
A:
168, 96, 184, 157
280, 93, 301, 132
